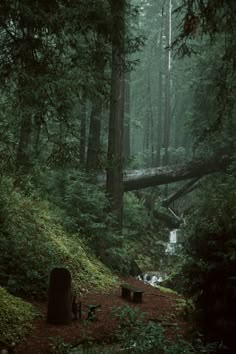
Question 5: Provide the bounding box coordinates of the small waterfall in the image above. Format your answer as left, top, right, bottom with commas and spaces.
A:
169, 229, 177, 243
165, 229, 180, 254
137, 273, 166, 287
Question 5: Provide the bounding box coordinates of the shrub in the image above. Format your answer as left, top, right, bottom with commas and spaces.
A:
34, 169, 121, 258
180, 172, 236, 351
111, 305, 213, 354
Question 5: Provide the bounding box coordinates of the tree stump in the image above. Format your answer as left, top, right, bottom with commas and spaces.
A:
47, 267, 72, 325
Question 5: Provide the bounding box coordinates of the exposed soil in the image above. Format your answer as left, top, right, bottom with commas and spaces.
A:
16, 278, 189, 354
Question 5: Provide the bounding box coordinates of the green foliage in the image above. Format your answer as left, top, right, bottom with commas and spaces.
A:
173, 0, 236, 57
169, 2, 236, 349
36, 170, 171, 277
49, 336, 119, 354
49, 336, 77, 354
38, 170, 114, 239
122, 191, 172, 273
0, 287, 37, 345
0, 175, 117, 297
178, 170, 236, 349
0, 0, 145, 174
101, 247, 133, 275
123, 192, 151, 236
112, 305, 165, 353
111, 305, 214, 354
63, 171, 113, 235
182, 173, 236, 295
35, 169, 129, 271
122, 191, 173, 273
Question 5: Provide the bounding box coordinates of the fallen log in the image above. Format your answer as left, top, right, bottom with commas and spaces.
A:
161, 177, 201, 207
123, 157, 228, 191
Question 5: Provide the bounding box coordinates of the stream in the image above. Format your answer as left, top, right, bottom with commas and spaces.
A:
137, 229, 181, 287
137, 272, 166, 286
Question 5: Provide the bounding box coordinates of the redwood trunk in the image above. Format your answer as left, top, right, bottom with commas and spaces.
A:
163, 0, 172, 167
124, 71, 131, 165
16, 113, 33, 171
156, 3, 165, 167
79, 96, 87, 167
106, 0, 125, 229
86, 99, 102, 171
86, 32, 106, 172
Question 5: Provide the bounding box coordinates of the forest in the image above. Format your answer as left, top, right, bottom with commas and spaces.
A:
0, 0, 235, 353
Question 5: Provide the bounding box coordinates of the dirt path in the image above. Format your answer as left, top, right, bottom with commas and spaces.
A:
16, 278, 188, 353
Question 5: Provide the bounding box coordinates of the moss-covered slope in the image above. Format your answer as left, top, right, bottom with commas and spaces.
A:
0, 177, 117, 298
0, 287, 36, 345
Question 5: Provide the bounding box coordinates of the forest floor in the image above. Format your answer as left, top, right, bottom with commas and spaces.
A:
16, 277, 190, 354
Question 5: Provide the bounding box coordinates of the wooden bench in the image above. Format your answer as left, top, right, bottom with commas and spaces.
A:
121, 284, 144, 303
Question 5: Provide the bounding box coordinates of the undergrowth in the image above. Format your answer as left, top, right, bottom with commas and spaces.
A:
0, 176, 117, 298
49, 306, 219, 354
0, 287, 37, 345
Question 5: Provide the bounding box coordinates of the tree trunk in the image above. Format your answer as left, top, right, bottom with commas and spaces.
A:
123, 71, 131, 165
16, 113, 33, 171
106, 0, 125, 229
33, 112, 43, 160
162, 177, 201, 207
86, 99, 102, 171
147, 71, 154, 167
156, 4, 165, 167
143, 81, 150, 153
79, 96, 87, 167
86, 30, 106, 172
163, 69, 171, 166
163, 0, 172, 167
162, 0, 172, 196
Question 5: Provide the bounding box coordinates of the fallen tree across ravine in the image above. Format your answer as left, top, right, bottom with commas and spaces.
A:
123, 156, 229, 192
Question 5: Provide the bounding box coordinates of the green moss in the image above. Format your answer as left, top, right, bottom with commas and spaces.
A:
47, 231, 118, 292
0, 287, 36, 345
0, 177, 118, 298
136, 254, 153, 270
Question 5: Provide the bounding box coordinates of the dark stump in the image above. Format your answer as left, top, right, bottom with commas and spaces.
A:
47, 267, 72, 325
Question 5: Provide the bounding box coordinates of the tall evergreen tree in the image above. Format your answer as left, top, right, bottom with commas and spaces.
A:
106, 0, 126, 229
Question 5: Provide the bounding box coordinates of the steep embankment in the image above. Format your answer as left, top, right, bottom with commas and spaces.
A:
0, 176, 117, 298
0, 176, 118, 347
